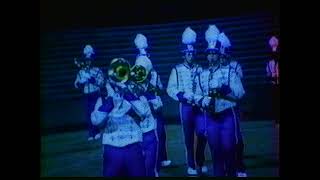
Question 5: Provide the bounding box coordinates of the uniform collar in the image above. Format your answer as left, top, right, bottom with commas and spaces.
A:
183, 61, 195, 69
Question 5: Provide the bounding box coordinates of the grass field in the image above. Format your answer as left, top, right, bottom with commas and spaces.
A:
41, 121, 279, 177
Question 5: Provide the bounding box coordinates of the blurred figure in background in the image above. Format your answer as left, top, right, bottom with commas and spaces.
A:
74, 44, 104, 141
266, 36, 280, 128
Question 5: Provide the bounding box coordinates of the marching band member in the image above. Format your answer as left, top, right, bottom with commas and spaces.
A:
131, 54, 160, 177
74, 44, 104, 141
134, 34, 172, 173
219, 32, 247, 177
221, 44, 248, 177
90, 58, 147, 177
195, 26, 245, 176
266, 36, 280, 127
167, 27, 207, 176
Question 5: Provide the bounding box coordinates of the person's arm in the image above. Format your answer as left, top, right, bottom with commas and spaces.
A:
108, 98, 132, 118
225, 74, 245, 101
153, 72, 165, 96
127, 96, 151, 120
166, 67, 191, 103
156, 73, 164, 90
92, 68, 105, 87
166, 68, 180, 101
74, 71, 87, 89
236, 63, 243, 79
91, 96, 114, 126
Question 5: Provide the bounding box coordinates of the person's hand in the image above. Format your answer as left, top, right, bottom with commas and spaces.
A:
80, 70, 91, 79
183, 92, 194, 102
112, 94, 123, 109
79, 70, 91, 83
202, 96, 212, 107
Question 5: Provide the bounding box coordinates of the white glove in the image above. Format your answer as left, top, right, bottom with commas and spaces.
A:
112, 94, 123, 109
202, 96, 212, 107
149, 97, 163, 111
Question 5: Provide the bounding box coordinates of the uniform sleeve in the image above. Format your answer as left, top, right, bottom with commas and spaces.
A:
95, 68, 105, 87
91, 97, 108, 126
157, 74, 164, 90
74, 71, 87, 88
236, 63, 243, 79
166, 68, 180, 101
129, 97, 152, 119
108, 99, 132, 118
229, 74, 245, 99
105, 82, 115, 97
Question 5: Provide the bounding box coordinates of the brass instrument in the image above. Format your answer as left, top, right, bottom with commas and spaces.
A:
131, 66, 164, 96
108, 58, 131, 83
147, 83, 162, 96
129, 66, 149, 96
208, 87, 238, 105
74, 57, 90, 70
107, 58, 161, 97
130, 65, 148, 83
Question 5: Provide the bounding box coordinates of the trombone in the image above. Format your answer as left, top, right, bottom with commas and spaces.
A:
108, 58, 163, 96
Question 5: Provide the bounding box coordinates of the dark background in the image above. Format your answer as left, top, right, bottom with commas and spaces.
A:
40, 0, 280, 134
40, 0, 279, 32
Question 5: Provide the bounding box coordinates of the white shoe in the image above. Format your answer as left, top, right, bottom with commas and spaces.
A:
94, 133, 101, 140
87, 137, 94, 141
237, 172, 248, 177
201, 166, 208, 173
187, 167, 198, 176
161, 160, 172, 167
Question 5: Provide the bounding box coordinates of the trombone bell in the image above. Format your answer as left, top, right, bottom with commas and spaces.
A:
108, 58, 131, 83
130, 65, 148, 83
